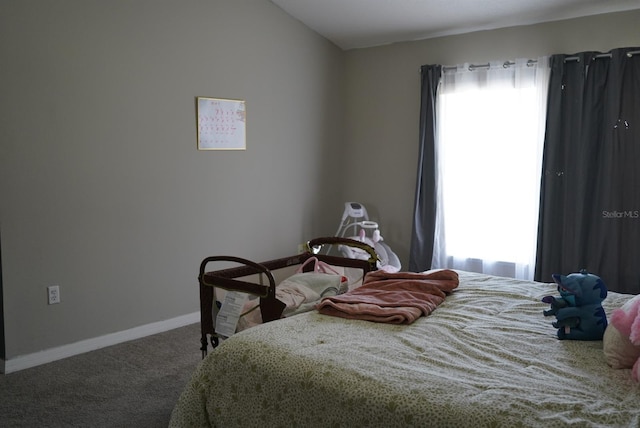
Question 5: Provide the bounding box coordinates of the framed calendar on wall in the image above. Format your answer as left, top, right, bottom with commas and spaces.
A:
196, 97, 246, 150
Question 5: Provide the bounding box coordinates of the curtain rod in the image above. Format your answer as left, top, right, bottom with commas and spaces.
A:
442, 59, 537, 72
563, 50, 639, 63
440, 50, 639, 72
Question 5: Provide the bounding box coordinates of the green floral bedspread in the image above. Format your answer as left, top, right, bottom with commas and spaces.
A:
170, 271, 639, 427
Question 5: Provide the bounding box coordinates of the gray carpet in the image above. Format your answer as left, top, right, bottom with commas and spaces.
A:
0, 323, 202, 427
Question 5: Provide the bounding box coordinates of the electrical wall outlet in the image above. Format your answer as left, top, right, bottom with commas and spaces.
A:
47, 285, 60, 305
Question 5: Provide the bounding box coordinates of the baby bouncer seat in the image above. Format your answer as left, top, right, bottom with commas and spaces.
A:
333, 202, 401, 272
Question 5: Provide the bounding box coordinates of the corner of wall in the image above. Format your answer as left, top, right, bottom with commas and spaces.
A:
0, 228, 5, 362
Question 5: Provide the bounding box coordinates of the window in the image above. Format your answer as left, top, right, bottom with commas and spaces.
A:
431, 59, 549, 279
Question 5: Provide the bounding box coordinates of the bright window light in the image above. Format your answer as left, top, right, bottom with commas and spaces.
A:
438, 85, 542, 264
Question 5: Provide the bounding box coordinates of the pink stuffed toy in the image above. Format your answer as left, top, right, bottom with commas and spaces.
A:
603, 294, 640, 381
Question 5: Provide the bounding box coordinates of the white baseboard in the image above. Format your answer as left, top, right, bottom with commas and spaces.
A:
1, 311, 199, 374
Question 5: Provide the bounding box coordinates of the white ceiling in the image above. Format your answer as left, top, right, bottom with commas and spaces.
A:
270, 0, 640, 50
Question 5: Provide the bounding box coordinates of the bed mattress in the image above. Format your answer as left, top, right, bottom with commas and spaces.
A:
170, 271, 639, 427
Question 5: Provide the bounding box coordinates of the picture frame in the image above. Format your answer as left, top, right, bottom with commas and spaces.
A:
196, 97, 246, 150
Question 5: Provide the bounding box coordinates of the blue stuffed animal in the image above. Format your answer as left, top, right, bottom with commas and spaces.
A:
542, 269, 608, 340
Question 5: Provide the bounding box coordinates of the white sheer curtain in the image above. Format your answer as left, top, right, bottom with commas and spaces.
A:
431, 57, 550, 280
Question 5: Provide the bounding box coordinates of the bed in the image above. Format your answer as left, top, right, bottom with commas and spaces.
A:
170, 240, 640, 427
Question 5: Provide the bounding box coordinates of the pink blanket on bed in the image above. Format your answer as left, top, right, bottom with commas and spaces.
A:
316, 269, 459, 324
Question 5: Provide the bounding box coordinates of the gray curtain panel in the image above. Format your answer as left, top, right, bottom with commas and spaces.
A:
409, 65, 441, 272
535, 47, 640, 293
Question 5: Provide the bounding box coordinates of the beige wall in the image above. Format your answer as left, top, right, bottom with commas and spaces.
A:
0, 0, 345, 359
2, 1, 639, 364
343, 10, 640, 267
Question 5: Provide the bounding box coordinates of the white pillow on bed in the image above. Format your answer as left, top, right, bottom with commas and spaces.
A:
603, 324, 640, 369
603, 294, 640, 372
